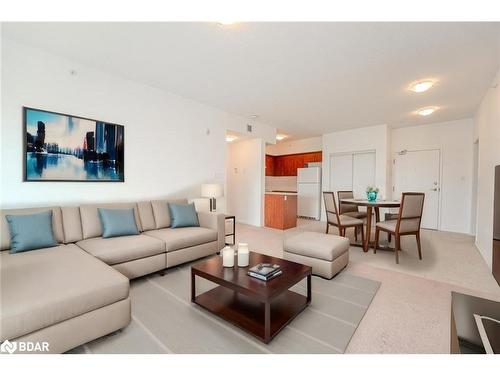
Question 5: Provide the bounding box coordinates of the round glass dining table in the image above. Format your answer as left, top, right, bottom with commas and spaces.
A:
340, 199, 400, 252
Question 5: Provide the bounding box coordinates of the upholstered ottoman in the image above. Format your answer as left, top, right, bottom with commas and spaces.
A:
283, 231, 350, 279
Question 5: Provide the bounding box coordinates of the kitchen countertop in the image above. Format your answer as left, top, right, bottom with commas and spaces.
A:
265, 191, 298, 196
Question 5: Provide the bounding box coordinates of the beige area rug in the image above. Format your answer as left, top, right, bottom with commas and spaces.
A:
69, 259, 380, 354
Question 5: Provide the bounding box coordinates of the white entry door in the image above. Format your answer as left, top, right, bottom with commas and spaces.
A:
393, 149, 440, 230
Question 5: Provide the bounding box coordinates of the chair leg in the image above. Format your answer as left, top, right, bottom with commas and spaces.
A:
388, 233, 391, 243
326, 223, 329, 234
395, 235, 400, 264
360, 225, 365, 245
374, 228, 380, 254
354, 227, 358, 242
416, 232, 422, 260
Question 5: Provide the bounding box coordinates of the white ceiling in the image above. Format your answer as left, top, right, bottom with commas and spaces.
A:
3, 22, 499, 138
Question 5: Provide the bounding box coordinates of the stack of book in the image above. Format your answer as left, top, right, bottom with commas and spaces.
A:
248, 263, 282, 281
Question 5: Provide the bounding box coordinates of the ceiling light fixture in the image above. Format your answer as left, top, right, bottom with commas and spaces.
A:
226, 135, 238, 142
217, 21, 237, 26
250, 114, 259, 119
276, 134, 287, 141
410, 80, 435, 93
416, 106, 438, 116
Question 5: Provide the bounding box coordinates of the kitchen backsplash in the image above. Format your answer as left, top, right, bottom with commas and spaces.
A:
265, 176, 297, 192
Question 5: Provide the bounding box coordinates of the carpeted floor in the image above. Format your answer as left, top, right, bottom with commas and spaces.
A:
70, 219, 500, 354
70, 262, 379, 354
234, 219, 500, 353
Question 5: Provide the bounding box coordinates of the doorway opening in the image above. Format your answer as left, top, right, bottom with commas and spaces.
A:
225, 130, 265, 227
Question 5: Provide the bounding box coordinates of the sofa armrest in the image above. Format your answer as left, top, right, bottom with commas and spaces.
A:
197, 211, 225, 250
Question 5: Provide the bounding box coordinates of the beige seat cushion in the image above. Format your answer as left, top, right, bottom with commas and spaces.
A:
137, 201, 156, 231
77, 235, 165, 265
0, 244, 129, 341
327, 213, 364, 226
150, 199, 188, 229
144, 227, 217, 252
79, 203, 142, 240
61, 206, 83, 243
343, 211, 368, 219
284, 231, 350, 262
376, 219, 420, 233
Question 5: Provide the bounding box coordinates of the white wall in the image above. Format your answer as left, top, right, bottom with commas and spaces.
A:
0, 38, 276, 209
266, 136, 322, 156
474, 68, 500, 270
226, 138, 264, 226
391, 119, 475, 234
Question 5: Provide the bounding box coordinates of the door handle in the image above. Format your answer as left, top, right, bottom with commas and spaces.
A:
431, 188, 439, 191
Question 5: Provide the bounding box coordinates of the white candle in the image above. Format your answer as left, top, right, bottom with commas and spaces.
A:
222, 246, 235, 267
237, 243, 249, 267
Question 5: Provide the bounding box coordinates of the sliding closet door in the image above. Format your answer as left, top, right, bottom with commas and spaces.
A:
352, 152, 376, 198
329, 151, 376, 200
329, 154, 353, 193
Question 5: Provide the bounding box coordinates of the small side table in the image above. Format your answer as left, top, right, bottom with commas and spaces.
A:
225, 215, 235, 245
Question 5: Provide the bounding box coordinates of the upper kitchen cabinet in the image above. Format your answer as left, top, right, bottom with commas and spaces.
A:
274, 156, 285, 176
266, 151, 322, 176
265, 155, 275, 176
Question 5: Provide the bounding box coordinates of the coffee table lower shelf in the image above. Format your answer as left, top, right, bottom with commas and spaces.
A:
193, 286, 309, 343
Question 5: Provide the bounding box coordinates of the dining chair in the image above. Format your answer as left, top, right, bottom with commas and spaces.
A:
373, 192, 425, 264
384, 212, 399, 243
337, 191, 368, 218
323, 191, 364, 244
337, 191, 368, 242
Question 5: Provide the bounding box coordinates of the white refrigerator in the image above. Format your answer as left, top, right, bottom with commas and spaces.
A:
297, 167, 321, 220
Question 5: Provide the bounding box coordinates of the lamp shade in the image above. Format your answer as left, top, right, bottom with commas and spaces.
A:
201, 183, 223, 198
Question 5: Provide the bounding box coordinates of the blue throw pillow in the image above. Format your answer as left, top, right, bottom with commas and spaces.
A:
6, 211, 58, 253
98, 208, 139, 238
168, 203, 200, 228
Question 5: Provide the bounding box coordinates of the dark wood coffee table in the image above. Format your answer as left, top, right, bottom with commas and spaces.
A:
191, 252, 312, 344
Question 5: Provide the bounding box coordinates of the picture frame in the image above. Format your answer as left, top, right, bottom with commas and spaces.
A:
23, 107, 125, 182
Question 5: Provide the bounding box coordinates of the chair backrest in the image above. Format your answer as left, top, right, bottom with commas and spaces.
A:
323, 191, 340, 224
337, 191, 358, 214
396, 192, 425, 233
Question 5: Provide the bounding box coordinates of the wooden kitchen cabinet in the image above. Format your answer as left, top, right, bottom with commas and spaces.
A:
265, 155, 275, 176
265, 151, 322, 177
274, 156, 284, 176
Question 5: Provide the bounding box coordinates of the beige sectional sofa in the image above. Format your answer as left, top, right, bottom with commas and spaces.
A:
0, 199, 225, 353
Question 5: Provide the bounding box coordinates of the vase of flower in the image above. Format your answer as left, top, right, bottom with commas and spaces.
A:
366, 186, 379, 202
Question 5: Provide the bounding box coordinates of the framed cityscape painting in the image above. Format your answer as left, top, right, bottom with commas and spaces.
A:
23, 107, 125, 182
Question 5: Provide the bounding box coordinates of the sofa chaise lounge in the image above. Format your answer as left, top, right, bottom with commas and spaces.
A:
0, 199, 225, 353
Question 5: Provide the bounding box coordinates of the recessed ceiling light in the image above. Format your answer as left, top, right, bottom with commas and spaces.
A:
226, 135, 238, 142
416, 107, 438, 116
276, 134, 287, 141
410, 80, 435, 93
250, 114, 259, 119
217, 21, 237, 26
